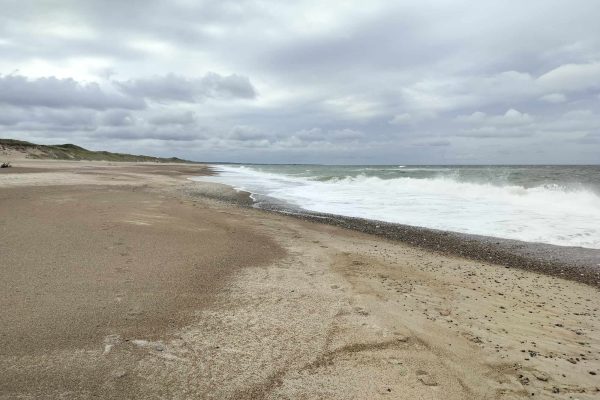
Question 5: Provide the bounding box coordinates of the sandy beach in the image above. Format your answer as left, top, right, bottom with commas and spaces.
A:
1, 160, 599, 399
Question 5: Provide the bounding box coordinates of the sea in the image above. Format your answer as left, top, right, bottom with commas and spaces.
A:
193, 165, 600, 250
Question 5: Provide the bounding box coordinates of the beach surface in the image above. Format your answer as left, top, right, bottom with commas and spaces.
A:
1, 160, 599, 399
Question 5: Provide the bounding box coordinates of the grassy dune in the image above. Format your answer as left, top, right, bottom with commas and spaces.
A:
0, 139, 194, 163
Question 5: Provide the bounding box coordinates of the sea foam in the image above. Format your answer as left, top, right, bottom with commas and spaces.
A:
194, 165, 600, 249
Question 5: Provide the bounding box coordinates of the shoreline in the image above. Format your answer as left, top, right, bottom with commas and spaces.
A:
191, 169, 600, 288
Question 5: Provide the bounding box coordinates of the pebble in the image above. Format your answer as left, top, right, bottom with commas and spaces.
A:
112, 369, 127, 379
533, 371, 549, 382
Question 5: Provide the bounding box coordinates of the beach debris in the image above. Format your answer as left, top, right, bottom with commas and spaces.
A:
103, 334, 122, 355
132, 339, 166, 352
1, 162, 11, 168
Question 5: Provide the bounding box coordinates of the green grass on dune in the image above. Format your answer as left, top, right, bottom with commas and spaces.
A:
0, 138, 195, 163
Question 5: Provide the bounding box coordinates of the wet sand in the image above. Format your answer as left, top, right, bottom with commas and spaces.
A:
1, 160, 599, 399
252, 205, 600, 288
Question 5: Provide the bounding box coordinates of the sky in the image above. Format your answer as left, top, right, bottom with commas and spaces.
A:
1, 0, 599, 164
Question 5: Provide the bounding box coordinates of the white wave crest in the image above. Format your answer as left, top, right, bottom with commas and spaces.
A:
195, 165, 600, 249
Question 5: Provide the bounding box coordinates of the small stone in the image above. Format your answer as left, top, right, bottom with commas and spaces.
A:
112, 369, 127, 379
533, 371, 549, 382
590, 371, 597, 376
395, 335, 409, 343
418, 375, 438, 386
518, 375, 530, 385
416, 370, 438, 386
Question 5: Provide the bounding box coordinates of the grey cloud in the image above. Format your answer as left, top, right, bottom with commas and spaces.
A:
454, 127, 535, 139
292, 128, 363, 143
411, 139, 451, 147
148, 111, 196, 125
539, 93, 567, 104
294, 128, 324, 141
116, 73, 256, 102
0, 74, 144, 109
330, 129, 363, 140
0, 106, 25, 126
455, 109, 533, 126
0, 105, 97, 128
574, 131, 600, 144
1, 0, 599, 163
537, 62, 600, 93
389, 112, 437, 125
228, 125, 269, 140
93, 126, 204, 142
100, 110, 134, 126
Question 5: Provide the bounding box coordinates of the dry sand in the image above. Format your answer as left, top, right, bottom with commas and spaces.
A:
1, 159, 599, 399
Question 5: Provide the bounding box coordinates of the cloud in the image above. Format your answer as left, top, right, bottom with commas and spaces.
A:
537, 62, 600, 93
228, 125, 269, 140
100, 110, 134, 126
148, 110, 196, 125
539, 93, 567, 103
455, 127, 534, 139
388, 113, 412, 125
388, 112, 436, 125
493, 109, 533, 125
116, 73, 256, 102
410, 138, 451, 147
0, 105, 97, 128
92, 126, 204, 142
456, 109, 533, 126
291, 127, 363, 142
573, 133, 599, 144
452, 109, 536, 139
330, 128, 363, 140
1, 0, 599, 163
455, 111, 487, 124
0, 74, 143, 109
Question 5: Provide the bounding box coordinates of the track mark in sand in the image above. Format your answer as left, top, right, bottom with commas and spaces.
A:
300, 336, 414, 373
123, 219, 151, 226
230, 367, 289, 400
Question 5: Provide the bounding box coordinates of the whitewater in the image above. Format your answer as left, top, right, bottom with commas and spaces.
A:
194, 164, 600, 249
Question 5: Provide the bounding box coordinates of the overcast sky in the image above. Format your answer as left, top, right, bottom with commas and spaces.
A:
1, 0, 599, 164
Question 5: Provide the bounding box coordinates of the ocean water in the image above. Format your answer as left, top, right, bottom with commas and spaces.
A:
193, 164, 600, 249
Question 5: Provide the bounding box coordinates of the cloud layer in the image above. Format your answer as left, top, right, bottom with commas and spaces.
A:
1, 0, 599, 163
